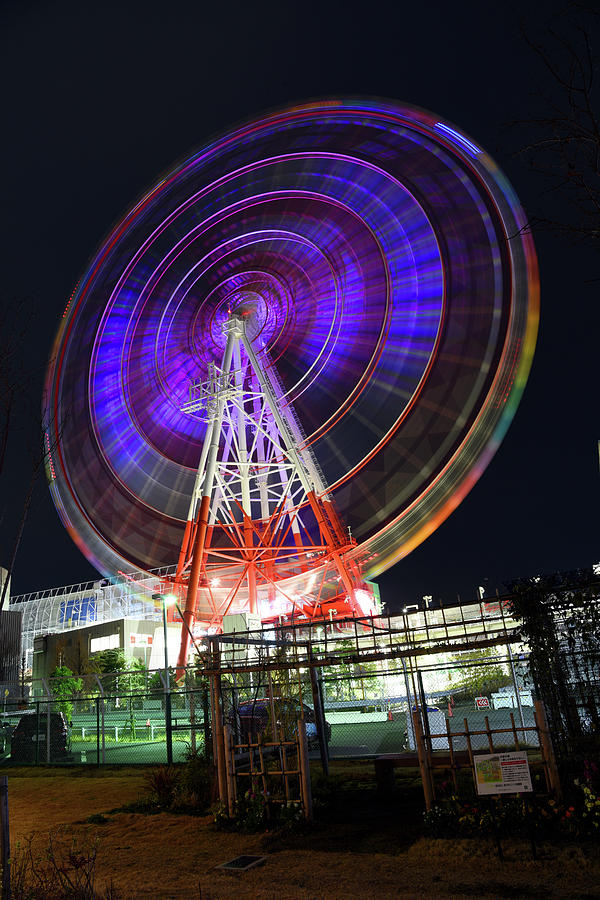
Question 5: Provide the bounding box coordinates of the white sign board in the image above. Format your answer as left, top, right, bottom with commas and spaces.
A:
474, 751, 533, 795
130, 633, 153, 646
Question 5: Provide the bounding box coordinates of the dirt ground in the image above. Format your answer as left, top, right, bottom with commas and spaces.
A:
4, 767, 600, 899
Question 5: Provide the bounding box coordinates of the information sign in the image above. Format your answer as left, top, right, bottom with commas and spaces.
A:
130, 633, 153, 646
474, 751, 533, 795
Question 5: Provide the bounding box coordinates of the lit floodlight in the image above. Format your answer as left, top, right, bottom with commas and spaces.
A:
152, 592, 177, 606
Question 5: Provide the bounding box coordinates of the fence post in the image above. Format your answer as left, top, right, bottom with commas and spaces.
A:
0, 776, 9, 900
401, 657, 413, 739
46, 698, 51, 763
189, 685, 197, 754
297, 719, 313, 821
446, 718, 458, 793
94, 676, 106, 765
94, 697, 99, 766
209, 641, 227, 805
412, 709, 434, 811
484, 715, 494, 753
34, 702, 40, 766
534, 700, 562, 800
507, 642, 526, 732
202, 686, 211, 762
308, 651, 329, 776
416, 670, 431, 752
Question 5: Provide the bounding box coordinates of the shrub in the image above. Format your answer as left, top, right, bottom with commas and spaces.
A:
143, 765, 180, 808
176, 748, 213, 810
10, 827, 121, 899
423, 792, 599, 841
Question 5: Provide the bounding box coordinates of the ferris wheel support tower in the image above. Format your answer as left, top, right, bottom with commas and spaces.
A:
172, 311, 372, 672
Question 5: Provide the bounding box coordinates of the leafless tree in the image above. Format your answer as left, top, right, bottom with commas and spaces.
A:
513, 4, 600, 250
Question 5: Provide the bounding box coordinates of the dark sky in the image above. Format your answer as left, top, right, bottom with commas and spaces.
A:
1, 0, 598, 609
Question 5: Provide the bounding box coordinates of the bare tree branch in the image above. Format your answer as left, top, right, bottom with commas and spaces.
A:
510, 6, 600, 249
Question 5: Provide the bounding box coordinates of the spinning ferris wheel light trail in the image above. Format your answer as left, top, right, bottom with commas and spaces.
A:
44, 98, 538, 665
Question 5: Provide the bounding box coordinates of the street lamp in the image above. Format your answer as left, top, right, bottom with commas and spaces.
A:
152, 593, 177, 764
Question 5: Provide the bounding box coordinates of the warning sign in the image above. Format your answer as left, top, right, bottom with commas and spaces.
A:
474, 752, 533, 795
475, 697, 490, 709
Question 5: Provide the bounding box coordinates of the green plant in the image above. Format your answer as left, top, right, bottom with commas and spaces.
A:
49, 666, 83, 723
211, 800, 230, 830
323, 640, 380, 701
277, 799, 304, 830
176, 747, 213, 810
423, 792, 596, 841
234, 786, 270, 831
422, 801, 463, 838
213, 778, 270, 832
446, 648, 512, 699
143, 765, 180, 808
509, 573, 600, 771
576, 780, 600, 833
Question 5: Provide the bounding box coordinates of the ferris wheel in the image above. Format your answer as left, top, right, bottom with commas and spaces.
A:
44, 98, 538, 658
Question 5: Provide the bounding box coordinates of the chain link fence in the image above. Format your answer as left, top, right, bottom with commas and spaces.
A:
0, 683, 210, 766
0, 639, 538, 765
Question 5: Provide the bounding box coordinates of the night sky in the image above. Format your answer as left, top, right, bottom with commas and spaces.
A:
1, 0, 598, 610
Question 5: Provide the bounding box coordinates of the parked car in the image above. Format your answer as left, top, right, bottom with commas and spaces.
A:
10, 710, 70, 763
234, 698, 331, 748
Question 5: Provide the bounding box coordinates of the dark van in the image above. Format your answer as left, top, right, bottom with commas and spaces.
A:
236, 698, 331, 747
10, 710, 70, 763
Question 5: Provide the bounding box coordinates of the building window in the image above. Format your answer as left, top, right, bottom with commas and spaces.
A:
90, 633, 120, 653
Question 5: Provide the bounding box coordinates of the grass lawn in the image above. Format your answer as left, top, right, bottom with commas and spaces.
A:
1, 763, 599, 899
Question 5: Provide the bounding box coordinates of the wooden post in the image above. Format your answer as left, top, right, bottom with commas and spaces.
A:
534, 700, 562, 801
0, 775, 9, 900
222, 724, 236, 816
412, 709, 434, 811
256, 735, 268, 796
215, 717, 228, 807
297, 719, 313, 821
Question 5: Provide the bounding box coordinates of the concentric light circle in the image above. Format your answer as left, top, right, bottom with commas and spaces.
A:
44, 98, 539, 580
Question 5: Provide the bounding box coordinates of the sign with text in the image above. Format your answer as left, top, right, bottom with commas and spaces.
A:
474, 752, 533, 795
130, 633, 153, 646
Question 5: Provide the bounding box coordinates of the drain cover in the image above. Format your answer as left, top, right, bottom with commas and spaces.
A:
217, 855, 266, 872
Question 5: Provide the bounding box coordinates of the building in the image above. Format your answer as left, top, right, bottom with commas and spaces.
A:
9, 570, 170, 671
31, 616, 183, 681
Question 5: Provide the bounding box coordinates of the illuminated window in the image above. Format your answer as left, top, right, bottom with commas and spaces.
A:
90, 633, 120, 653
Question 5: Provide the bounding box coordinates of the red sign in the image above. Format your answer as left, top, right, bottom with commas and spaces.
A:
475, 697, 490, 709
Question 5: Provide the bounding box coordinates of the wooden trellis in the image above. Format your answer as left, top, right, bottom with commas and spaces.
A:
407, 699, 561, 810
